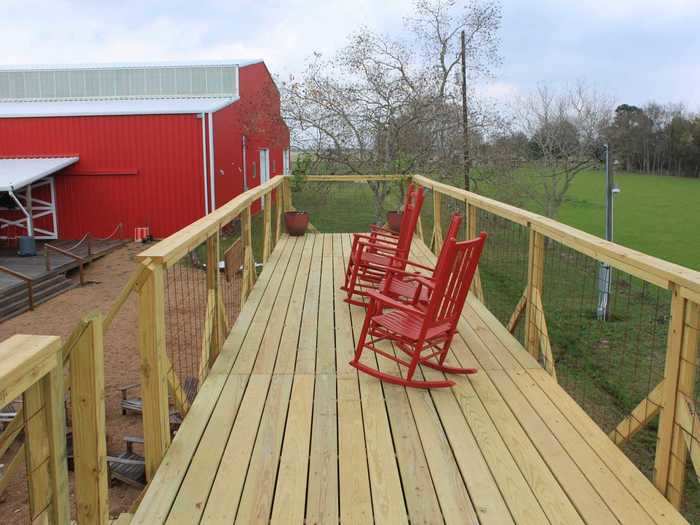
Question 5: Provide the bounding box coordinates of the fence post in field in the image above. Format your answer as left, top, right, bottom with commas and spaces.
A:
70, 313, 109, 524
466, 203, 484, 302
207, 231, 222, 368
263, 192, 272, 263
275, 185, 283, 242
431, 190, 443, 254
654, 288, 700, 507
138, 262, 171, 480
22, 341, 70, 525
524, 229, 545, 359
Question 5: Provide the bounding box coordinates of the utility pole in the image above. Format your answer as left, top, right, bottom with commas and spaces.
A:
460, 30, 470, 191
597, 144, 620, 320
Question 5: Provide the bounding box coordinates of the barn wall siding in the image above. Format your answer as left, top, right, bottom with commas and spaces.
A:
0, 114, 203, 239
213, 62, 289, 212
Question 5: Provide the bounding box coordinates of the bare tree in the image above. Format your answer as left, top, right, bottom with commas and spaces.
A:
282, 0, 502, 222
513, 82, 612, 218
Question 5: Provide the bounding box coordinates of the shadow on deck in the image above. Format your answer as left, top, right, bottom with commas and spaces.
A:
131, 234, 685, 524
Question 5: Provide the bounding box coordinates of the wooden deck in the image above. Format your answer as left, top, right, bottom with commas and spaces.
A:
131, 233, 686, 525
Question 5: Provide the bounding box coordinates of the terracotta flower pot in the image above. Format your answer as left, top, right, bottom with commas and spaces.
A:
284, 211, 310, 236
386, 211, 403, 233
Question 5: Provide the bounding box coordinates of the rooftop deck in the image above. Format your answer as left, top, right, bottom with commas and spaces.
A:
131, 233, 685, 525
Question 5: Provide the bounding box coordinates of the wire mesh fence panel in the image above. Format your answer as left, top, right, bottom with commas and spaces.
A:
534, 238, 674, 480
164, 239, 210, 401
220, 218, 243, 329
475, 208, 529, 342
292, 179, 405, 233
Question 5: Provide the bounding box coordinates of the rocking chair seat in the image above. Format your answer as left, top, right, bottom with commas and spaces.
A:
373, 310, 451, 341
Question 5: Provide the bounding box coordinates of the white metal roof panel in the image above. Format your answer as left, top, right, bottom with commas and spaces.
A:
0, 59, 263, 71
0, 157, 79, 191
0, 96, 237, 118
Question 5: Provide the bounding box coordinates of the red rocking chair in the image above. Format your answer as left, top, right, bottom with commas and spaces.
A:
342, 185, 425, 306
382, 212, 463, 306
350, 231, 487, 388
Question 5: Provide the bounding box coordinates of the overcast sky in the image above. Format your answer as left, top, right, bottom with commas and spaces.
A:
1, 0, 698, 110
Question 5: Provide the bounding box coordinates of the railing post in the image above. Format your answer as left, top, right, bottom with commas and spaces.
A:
138, 263, 171, 480
23, 348, 70, 525
240, 206, 256, 305
524, 228, 545, 358
431, 190, 443, 254
283, 177, 293, 212
263, 192, 272, 263
654, 288, 699, 507
466, 203, 484, 302
207, 231, 222, 368
275, 185, 283, 242
70, 313, 109, 524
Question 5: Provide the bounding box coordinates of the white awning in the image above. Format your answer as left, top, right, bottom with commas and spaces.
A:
0, 97, 237, 118
0, 157, 79, 191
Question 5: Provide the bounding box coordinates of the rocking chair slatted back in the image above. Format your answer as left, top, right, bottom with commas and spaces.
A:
394, 185, 424, 257
426, 232, 487, 327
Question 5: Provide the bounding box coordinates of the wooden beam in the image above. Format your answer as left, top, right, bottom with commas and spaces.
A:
466, 203, 484, 302
507, 292, 527, 334
654, 286, 689, 504
524, 230, 545, 359
275, 186, 283, 243
609, 381, 664, 445
206, 232, 221, 366
0, 406, 23, 459
0, 444, 24, 498
430, 190, 443, 254
302, 174, 404, 182
532, 290, 556, 381
23, 346, 69, 525
165, 354, 190, 416
676, 395, 700, 480
70, 314, 108, 524
263, 192, 272, 263
199, 289, 216, 384
415, 214, 424, 242
663, 297, 699, 507
138, 264, 171, 480
104, 260, 151, 332
0, 334, 62, 403
43, 353, 70, 525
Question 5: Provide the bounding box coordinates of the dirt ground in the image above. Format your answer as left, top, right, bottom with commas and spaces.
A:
0, 243, 146, 522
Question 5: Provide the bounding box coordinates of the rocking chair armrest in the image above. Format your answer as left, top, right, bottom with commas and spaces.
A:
401, 259, 436, 272
369, 226, 399, 238
366, 290, 424, 316
353, 235, 399, 250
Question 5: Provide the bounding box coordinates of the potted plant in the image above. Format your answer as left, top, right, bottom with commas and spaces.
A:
386, 210, 403, 232
285, 154, 311, 236
284, 210, 310, 236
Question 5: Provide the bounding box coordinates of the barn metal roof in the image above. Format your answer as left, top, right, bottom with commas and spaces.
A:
0, 59, 263, 71
0, 96, 238, 118
0, 157, 79, 191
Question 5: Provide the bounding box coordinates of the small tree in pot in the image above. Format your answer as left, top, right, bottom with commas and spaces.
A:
285, 154, 312, 235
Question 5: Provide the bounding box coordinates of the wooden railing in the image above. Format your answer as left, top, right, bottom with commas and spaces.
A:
0, 325, 108, 524
407, 174, 700, 509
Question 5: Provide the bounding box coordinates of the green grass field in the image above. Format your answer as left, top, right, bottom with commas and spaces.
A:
560, 170, 700, 270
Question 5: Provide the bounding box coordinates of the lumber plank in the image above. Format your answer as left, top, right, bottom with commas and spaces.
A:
610, 381, 664, 445
0, 334, 62, 404
512, 369, 661, 525
131, 237, 293, 524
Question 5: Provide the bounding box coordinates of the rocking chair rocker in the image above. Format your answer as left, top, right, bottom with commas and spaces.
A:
342, 185, 425, 306
350, 231, 487, 388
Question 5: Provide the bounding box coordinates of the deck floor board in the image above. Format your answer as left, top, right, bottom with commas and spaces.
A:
132, 234, 687, 525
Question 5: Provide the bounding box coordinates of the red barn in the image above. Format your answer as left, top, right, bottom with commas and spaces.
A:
0, 60, 289, 241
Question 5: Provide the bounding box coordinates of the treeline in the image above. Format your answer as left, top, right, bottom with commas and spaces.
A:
608, 103, 700, 177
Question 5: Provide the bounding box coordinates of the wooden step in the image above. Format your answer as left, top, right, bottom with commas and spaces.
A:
0, 277, 77, 322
